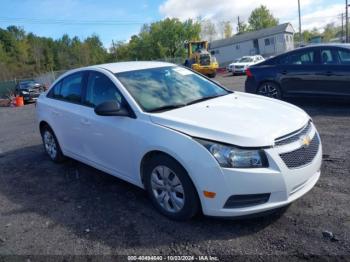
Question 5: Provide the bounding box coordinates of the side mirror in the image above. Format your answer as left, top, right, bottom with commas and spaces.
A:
94, 100, 129, 117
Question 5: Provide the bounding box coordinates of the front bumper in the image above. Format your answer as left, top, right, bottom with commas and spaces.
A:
200, 127, 322, 217
232, 68, 246, 74
22, 91, 40, 101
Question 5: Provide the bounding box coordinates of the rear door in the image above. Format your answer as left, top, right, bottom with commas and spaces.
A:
317, 47, 350, 97
46, 71, 87, 157
278, 48, 322, 96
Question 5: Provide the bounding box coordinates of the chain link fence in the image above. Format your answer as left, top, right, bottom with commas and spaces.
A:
0, 58, 186, 98
0, 70, 67, 98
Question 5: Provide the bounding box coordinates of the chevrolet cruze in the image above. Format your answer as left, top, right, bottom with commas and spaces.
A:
36, 62, 322, 220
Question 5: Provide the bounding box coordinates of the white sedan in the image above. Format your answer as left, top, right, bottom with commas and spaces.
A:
36, 62, 322, 220
230, 55, 265, 75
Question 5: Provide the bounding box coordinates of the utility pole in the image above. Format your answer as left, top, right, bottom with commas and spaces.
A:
298, 0, 302, 45
237, 16, 241, 34
346, 0, 349, 43
341, 13, 344, 42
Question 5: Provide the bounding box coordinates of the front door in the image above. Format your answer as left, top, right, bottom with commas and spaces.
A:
79, 71, 136, 180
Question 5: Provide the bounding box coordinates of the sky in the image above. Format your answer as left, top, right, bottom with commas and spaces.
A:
0, 0, 346, 47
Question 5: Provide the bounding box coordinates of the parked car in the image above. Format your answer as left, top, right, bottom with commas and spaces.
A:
226, 58, 241, 72
230, 55, 265, 75
36, 62, 322, 220
245, 44, 350, 99
15, 80, 43, 103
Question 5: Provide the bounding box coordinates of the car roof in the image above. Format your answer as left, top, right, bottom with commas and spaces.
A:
86, 61, 175, 74
20, 80, 35, 83
296, 43, 350, 50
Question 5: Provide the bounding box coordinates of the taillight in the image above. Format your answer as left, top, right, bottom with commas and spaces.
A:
246, 68, 253, 78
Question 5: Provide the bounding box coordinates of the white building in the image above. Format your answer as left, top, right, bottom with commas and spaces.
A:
209, 23, 295, 66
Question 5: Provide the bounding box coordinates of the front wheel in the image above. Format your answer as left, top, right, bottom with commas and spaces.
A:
144, 155, 200, 220
208, 72, 216, 78
257, 82, 282, 99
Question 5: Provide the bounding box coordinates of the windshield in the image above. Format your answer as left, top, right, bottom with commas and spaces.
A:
19, 81, 37, 89
116, 66, 229, 112
239, 57, 253, 62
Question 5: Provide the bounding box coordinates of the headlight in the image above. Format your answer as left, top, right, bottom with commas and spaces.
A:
195, 138, 268, 168
21, 91, 29, 94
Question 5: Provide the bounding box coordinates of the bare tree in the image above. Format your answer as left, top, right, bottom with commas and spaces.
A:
200, 20, 217, 42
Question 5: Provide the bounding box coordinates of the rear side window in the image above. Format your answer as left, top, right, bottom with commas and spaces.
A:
279, 50, 315, 65
85, 72, 122, 107
47, 81, 62, 98
337, 49, 350, 64
47, 72, 83, 103
60, 73, 83, 103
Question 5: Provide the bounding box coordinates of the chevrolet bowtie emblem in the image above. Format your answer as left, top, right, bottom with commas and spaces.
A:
300, 135, 311, 148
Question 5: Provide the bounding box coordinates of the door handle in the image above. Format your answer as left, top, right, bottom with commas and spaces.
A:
280, 70, 288, 75
51, 110, 59, 116
80, 118, 90, 126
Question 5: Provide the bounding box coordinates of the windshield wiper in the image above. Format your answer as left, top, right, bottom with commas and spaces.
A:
148, 93, 230, 113
186, 94, 226, 106
148, 104, 186, 113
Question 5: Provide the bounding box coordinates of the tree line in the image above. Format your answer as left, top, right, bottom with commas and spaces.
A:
294, 23, 345, 44
0, 26, 108, 80
200, 5, 279, 42
0, 19, 202, 81
1, 4, 338, 81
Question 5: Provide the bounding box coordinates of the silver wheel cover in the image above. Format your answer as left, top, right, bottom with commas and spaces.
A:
44, 131, 57, 159
150, 165, 185, 213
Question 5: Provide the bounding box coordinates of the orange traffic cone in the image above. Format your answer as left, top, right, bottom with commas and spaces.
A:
15, 96, 24, 107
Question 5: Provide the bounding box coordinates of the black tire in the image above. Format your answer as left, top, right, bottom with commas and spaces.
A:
40, 125, 65, 163
208, 72, 216, 78
257, 81, 282, 99
144, 154, 200, 220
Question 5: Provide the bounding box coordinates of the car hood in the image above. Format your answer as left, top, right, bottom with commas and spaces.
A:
150, 93, 309, 147
233, 62, 252, 66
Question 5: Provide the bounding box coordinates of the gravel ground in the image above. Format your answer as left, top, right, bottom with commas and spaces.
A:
0, 73, 349, 260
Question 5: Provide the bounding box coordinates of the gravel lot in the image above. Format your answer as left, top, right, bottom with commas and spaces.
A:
0, 73, 349, 259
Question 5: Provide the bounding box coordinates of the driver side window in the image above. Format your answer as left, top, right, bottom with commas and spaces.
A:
85, 72, 123, 108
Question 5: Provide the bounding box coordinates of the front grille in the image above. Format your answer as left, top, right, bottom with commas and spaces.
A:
279, 134, 320, 169
200, 55, 210, 66
275, 121, 312, 147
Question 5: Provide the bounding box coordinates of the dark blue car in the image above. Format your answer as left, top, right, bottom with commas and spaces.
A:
245, 44, 350, 99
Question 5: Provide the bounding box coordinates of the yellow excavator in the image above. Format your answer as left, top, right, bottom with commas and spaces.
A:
184, 41, 218, 78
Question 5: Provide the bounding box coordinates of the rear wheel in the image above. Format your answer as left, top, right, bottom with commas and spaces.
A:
257, 82, 282, 99
41, 125, 65, 163
144, 154, 199, 220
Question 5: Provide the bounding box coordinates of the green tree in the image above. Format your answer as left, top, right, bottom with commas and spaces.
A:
237, 20, 249, 34
248, 5, 279, 31
323, 23, 341, 42
110, 18, 200, 61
